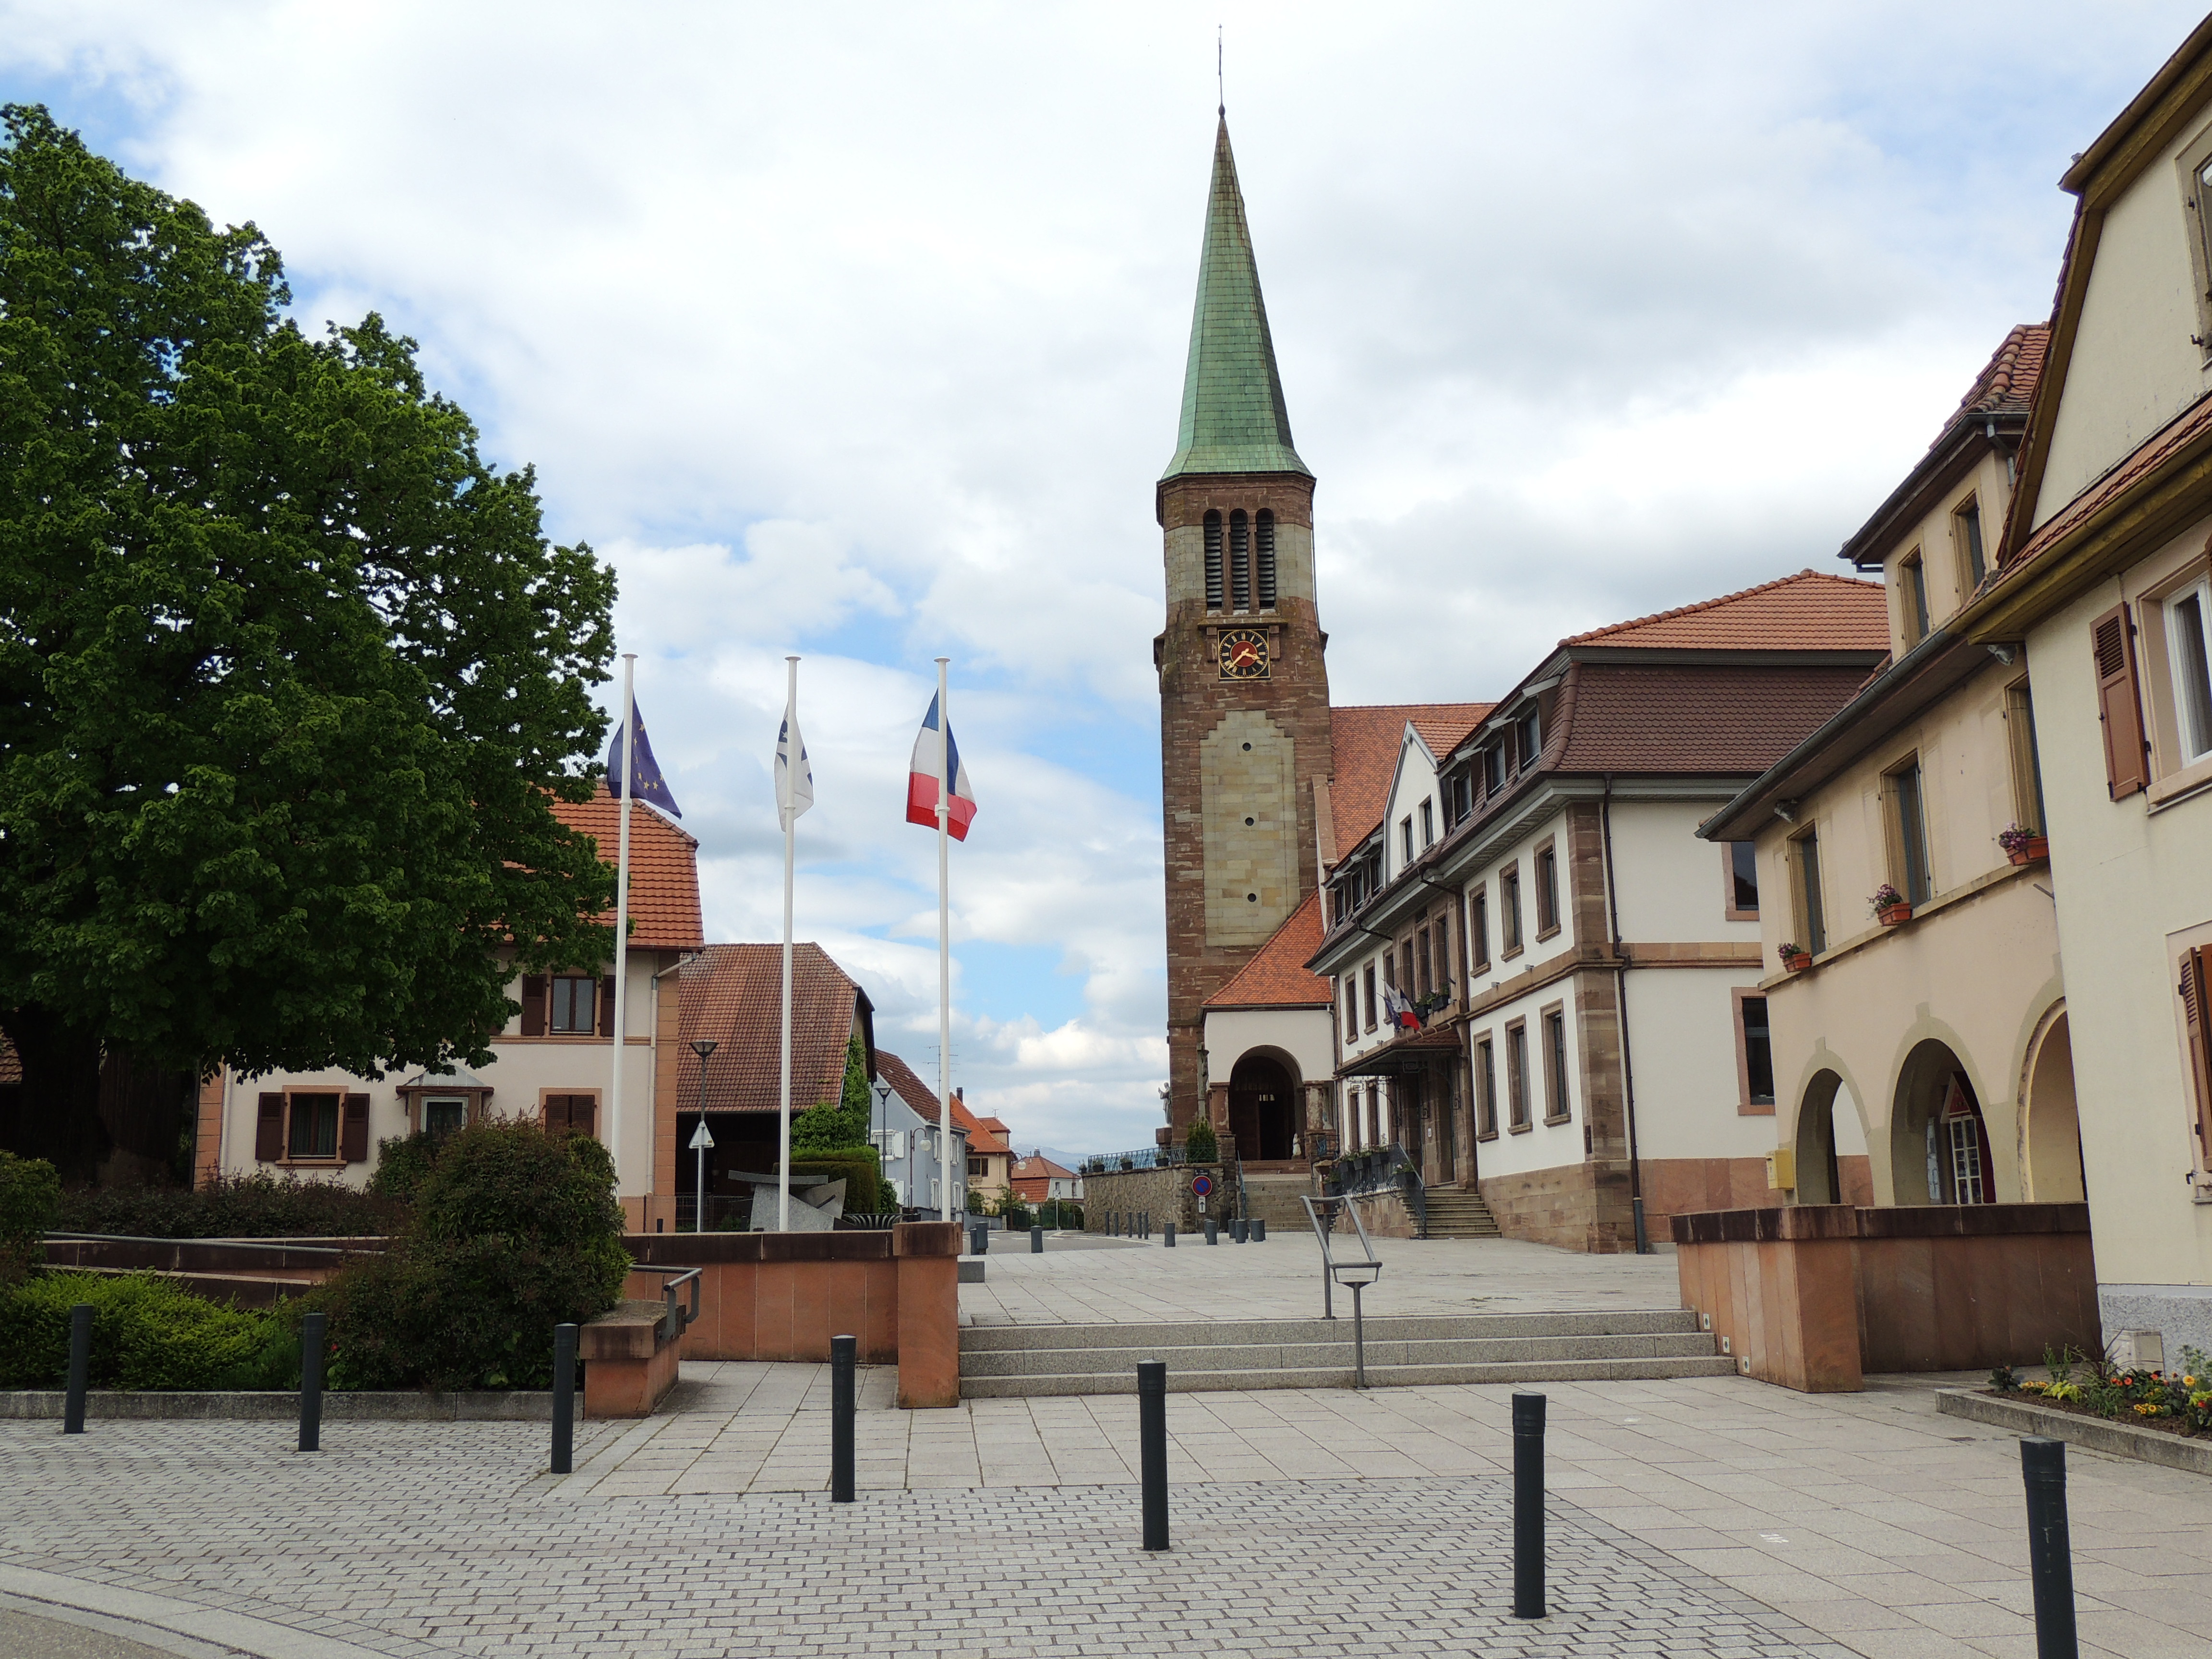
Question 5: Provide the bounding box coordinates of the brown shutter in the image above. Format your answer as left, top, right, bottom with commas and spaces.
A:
339, 1094, 370, 1162
599, 975, 617, 1037
2093, 603, 2150, 799
2183, 948, 2212, 1153
542, 1095, 566, 1134
521, 974, 549, 1036
255, 1094, 285, 1162
572, 1094, 598, 1138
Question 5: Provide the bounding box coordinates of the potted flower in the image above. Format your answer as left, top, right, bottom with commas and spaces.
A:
1778, 942, 1810, 973
1870, 883, 1911, 926
1998, 822, 2050, 866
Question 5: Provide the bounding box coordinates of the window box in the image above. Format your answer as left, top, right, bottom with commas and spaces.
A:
1876, 902, 1913, 926
2005, 836, 2050, 866
1778, 946, 1810, 973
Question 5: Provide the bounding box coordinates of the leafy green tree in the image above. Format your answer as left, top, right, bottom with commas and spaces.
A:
790, 1033, 873, 1152
0, 108, 619, 1179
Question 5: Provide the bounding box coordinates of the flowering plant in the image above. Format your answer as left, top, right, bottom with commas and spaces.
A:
1997, 823, 2041, 854
1869, 884, 1905, 914
1778, 942, 1807, 964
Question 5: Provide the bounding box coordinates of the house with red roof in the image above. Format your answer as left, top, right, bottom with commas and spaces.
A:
1310, 572, 1889, 1250
1009, 1153, 1082, 1206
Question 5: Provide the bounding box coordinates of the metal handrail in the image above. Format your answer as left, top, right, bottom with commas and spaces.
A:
630, 1264, 701, 1344
1300, 1194, 1383, 1388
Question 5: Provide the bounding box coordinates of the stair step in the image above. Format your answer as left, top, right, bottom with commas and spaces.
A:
959, 1310, 1700, 1351
960, 1354, 1739, 1398
959, 1333, 1722, 1378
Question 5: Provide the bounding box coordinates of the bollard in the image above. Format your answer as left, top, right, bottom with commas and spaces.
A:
830, 1334, 856, 1503
550, 1322, 577, 1475
62, 1303, 92, 1435
1031, 1225, 1044, 1253
1204, 1219, 1218, 1245
1233, 1218, 1249, 1243
1252, 1218, 1266, 1242
1138, 1360, 1169, 1551
298, 1311, 327, 1453
1163, 1223, 1176, 1248
2021, 1437, 2078, 1659
971, 1223, 987, 1256
1512, 1391, 1546, 1619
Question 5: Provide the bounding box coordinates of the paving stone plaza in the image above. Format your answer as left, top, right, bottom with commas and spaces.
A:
8, 1238, 2212, 1658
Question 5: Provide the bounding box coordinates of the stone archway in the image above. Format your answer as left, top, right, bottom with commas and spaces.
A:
1795, 1071, 1846, 1204
2024, 1009, 2086, 1203
1227, 1054, 1297, 1162
1891, 1039, 1995, 1204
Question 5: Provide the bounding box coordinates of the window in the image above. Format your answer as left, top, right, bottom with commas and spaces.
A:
968, 1157, 986, 1177
1400, 817, 1414, 864
1900, 552, 1930, 645
1484, 745, 1505, 795
1886, 757, 1932, 905
1791, 829, 1827, 956
1419, 798, 1434, 849
1516, 707, 1542, 769
289, 1092, 341, 1159
1505, 1022, 1530, 1129
1468, 887, 1489, 968
2182, 140, 2212, 349
1501, 864, 1523, 954
1229, 508, 1251, 611
1534, 842, 1559, 938
2167, 578, 2212, 765
1416, 927, 1432, 998
422, 1096, 468, 1137
1202, 510, 1223, 610
1367, 1084, 1382, 1149
1541, 1006, 1571, 1123
1362, 962, 1377, 1032
523, 973, 609, 1038
1255, 509, 1277, 608
1475, 1038, 1498, 1137
2006, 682, 2047, 835
1432, 912, 1451, 996
1736, 995, 1774, 1109
1954, 497, 1985, 591
1343, 979, 1358, 1043
1444, 769, 1474, 826
1725, 842, 1759, 917
551, 975, 599, 1034
543, 1094, 598, 1137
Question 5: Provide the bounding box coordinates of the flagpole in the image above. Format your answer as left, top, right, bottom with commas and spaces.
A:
935, 657, 954, 1224
608, 652, 637, 1209
779, 654, 799, 1234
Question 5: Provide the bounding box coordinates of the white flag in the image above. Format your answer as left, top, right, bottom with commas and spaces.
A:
775, 698, 813, 828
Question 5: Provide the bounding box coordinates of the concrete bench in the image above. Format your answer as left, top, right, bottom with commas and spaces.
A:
578, 1298, 685, 1417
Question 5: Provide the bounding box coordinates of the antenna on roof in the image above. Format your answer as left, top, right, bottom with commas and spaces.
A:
1217, 25, 1224, 116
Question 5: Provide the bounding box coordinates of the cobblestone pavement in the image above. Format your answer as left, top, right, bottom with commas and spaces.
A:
0, 1410, 1850, 1659
960, 1233, 1688, 1325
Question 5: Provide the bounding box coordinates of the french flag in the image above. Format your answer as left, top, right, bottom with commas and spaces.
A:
906, 693, 978, 841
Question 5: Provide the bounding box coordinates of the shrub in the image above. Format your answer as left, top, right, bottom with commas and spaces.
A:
793, 1148, 891, 1214
793, 1034, 875, 1152
54, 1173, 404, 1239
0, 1271, 296, 1391
0, 1151, 61, 1282
1185, 1120, 1218, 1162
998, 1196, 1034, 1230
366, 1131, 443, 1202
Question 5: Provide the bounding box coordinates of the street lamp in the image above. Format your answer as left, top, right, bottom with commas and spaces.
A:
689, 1040, 718, 1232
873, 1080, 895, 1216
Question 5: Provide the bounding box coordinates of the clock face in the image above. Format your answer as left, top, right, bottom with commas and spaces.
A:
1218, 628, 1271, 680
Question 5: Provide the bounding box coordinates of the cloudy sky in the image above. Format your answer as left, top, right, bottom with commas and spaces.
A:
3, 1, 2197, 1154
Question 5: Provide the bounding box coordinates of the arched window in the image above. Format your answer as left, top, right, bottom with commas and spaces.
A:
1255, 509, 1277, 609
1229, 509, 1251, 611
1202, 511, 1223, 610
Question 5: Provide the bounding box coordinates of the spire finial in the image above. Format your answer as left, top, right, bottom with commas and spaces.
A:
1217, 25, 1224, 116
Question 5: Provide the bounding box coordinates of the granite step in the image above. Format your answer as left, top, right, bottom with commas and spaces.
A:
961, 1354, 1738, 1398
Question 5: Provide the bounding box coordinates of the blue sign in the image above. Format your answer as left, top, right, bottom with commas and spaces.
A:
1190, 1173, 1214, 1197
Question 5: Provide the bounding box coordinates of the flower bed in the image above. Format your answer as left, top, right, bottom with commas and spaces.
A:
1987, 1346, 2212, 1443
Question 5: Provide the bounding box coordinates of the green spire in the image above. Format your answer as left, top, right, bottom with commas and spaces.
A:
1161, 114, 1310, 481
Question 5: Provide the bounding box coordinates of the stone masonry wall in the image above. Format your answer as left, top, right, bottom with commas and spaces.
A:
1080, 1165, 1233, 1234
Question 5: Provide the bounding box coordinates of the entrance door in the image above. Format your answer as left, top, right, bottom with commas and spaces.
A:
1227, 1057, 1296, 1161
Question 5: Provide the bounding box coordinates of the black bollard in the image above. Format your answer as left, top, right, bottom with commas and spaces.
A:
2021, 1437, 2078, 1659
830, 1334, 856, 1503
62, 1303, 92, 1435
1138, 1359, 1169, 1551
1031, 1225, 1044, 1253
298, 1311, 327, 1453
1204, 1219, 1218, 1245
1512, 1391, 1546, 1619
1233, 1218, 1249, 1243
550, 1322, 577, 1475
1252, 1218, 1267, 1242
1163, 1223, 1176, 1248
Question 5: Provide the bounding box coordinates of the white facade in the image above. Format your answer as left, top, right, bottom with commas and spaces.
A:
867, 1086, 969, 1220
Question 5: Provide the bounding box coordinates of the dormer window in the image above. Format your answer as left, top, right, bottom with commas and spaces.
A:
1255, 509, 1277, 608
1484, 745, 1505, 795
1516, 707, 1542, 769
1203, 511, 1224, 611
1954, 497, 1985, 591
1419, 798, 1434, 848
1901, 551, 1931, 644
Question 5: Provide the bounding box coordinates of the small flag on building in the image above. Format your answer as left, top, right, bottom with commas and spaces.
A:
605, 701, 682, 818
906, 692, 978, 841
775, 691, 813, 830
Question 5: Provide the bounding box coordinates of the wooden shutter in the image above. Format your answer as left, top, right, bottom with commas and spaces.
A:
2184, 947, 2212, 1153
2093, 603, 2150, 799
571, 1094, 597, 1138
520, 974, 549, 1036
254, 1093, 285, 1162
599, 975, 617, 1037
339, 1094, 370, 1162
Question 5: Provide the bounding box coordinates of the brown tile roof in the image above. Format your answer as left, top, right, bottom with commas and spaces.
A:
551, 796, 705, 951
676, 943, 864, 1114
1011, 1154, 1076, 1181
1565, 570, 1887, 652
1204, 892, 1333, 1009
1329, 702, 1492, 852
1952, 324, 2048, 422
873, 1049, 946, 1120
950, 1096, 1010, 1155
1549, 662, 1878, 774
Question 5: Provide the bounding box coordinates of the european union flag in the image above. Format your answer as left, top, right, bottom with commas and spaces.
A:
605, 701, 682, 818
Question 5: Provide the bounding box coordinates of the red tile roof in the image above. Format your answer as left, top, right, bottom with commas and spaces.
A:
1549, 663, 1878, 774
1011, 1154, 1076, 1181
1204, 892, 1333, 1009
551, 796, 705, 951
2000, 387, 2212, 584
1952, 324, 2048, 422
1329, 702, 1492, 852
1565, 571, 1887, 652
676, 943, 865, 1114
873, 1049, 946, 1120
950, 1095, 1010, 1155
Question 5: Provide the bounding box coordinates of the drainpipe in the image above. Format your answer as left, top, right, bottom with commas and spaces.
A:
1600, 778, 1650, 1254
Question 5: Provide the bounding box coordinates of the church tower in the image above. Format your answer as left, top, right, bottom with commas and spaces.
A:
1155, 113, 1334, 1139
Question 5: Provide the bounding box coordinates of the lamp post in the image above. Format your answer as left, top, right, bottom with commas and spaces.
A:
689, 1039, 718, 1232
873, 1080, 895, 1216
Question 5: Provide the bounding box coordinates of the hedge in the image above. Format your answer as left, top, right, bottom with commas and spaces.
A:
54, 1173, 405, 1240
0, 1271, 297, 1391
793, 1148, 892, 1214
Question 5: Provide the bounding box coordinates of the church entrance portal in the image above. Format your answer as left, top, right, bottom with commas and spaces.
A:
1228, 1056, 1297, 1162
